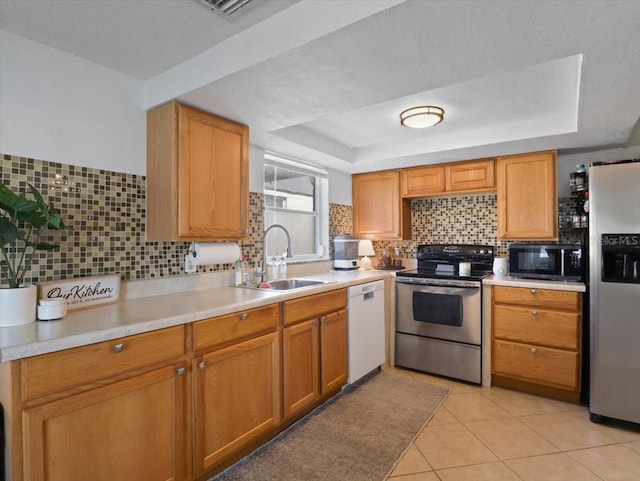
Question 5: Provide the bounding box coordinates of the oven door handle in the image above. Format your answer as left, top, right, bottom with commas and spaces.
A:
396, 279, 480, 289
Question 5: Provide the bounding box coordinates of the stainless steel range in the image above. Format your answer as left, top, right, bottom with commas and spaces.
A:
395, 244, 494, 384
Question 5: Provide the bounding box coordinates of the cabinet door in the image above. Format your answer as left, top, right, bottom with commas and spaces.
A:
178, 104, 249, 239
445, 159, 495, 193
283, 318, 320, 419
320, 309, 348, 394
193, 331, 280, 474
353, 171, 410, 240
497, 151, 558, 240
401, 165, 445, 197
22, 365, 186, 481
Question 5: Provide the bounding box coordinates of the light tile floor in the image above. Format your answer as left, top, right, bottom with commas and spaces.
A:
383, 366, 640, 481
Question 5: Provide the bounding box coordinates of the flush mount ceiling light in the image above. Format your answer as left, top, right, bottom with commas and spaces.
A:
399, 105, 445, 128
195, 0, 255, 17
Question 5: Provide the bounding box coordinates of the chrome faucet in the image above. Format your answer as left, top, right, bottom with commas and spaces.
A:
260, 223, 294, 282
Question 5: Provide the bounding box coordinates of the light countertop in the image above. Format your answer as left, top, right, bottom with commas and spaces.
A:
0, 270, 391, 362
483, 275, 586, 292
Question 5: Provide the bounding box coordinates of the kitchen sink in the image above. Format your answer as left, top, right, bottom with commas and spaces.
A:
242, 278, 336, 291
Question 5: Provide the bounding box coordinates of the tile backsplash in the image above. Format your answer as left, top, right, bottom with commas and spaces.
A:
373, 194, 583, 260
1, 154, 584, 286
0, 155, 348, 286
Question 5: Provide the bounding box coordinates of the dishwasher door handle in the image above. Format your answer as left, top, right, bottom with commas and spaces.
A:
364, 291, 375, 301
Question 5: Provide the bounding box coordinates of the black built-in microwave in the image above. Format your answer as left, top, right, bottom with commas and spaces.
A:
508, 244, 584, 281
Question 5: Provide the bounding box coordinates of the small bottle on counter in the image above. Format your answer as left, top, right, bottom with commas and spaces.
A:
242, 253, 249, 284
270, 254, 280, 280
235, 260, 243, 286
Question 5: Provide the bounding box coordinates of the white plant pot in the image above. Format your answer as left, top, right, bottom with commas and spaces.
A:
0, 284, 38, 327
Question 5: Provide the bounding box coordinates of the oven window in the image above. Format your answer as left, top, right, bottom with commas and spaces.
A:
412, 292, 463, 327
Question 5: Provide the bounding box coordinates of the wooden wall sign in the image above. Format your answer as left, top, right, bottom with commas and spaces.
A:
38, 274, 121, 311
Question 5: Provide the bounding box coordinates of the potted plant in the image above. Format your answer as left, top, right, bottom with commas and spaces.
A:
0, 182, 72, 326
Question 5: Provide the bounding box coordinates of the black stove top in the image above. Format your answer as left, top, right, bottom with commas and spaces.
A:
396, 244, 495, 282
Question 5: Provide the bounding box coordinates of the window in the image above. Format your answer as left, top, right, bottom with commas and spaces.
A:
263, 152, 328, 262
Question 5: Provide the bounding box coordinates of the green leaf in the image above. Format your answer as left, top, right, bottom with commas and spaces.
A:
0, 217, 20, 246
0, 183, 38, 218
32, 242, 59, 251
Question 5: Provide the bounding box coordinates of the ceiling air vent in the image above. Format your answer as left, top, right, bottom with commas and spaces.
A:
195, 0, 256, 17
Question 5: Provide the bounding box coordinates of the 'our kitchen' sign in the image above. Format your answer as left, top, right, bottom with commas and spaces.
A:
38, 274, 121, 310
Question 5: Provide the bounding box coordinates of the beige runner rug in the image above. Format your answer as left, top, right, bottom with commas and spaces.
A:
212, 371, 449, 481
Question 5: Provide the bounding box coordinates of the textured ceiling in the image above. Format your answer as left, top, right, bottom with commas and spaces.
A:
1, 0, 639, 173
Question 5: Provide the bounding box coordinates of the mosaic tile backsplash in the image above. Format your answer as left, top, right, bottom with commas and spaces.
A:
1, 154, 583, 286
374, 194, 583, 260
1, 155, 359, 286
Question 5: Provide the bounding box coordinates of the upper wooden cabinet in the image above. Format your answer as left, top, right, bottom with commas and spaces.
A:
497, 151, 558, 241
146, 102, 249, 241
401, 165, 445, 197
445, 159, 495, 193
400, 159, 495, 198
353, 170, 411, 240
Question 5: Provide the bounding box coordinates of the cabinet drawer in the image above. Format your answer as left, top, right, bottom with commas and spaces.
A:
493, 286, 581, 311
493, 305, 580, 350
21, 326, 185, 401
194, 304, 280, 351
492, 339, 579, 390
283, 289, 348, 326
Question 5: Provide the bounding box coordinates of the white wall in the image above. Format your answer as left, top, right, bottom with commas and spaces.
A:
0, 31, 145, 175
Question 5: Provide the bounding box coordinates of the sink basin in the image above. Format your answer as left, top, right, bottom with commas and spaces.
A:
242, 278, 336, 291
265, 279, 328, 290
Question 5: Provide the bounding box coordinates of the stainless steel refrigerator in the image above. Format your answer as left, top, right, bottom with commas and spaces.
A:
589, 161, 640, 425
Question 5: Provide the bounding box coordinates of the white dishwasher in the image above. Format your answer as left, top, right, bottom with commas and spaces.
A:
347, 280, 386, 384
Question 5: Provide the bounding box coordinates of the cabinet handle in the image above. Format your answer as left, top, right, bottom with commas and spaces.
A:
199, 361, 206, 371
531, 347, 537, 354
530, 289, 537, 295
177, 367, 186, 377
240, 313, 249, 321
112, 343, 125, 353
531, 310, 538, 317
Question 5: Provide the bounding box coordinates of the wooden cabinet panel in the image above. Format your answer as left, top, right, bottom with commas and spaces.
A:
193, 331, 280, 474
493, 305, 580, 350
283, 288, 347, 326
401, 166, 445, 197
353, 171, 411, 240
193, 304, 280, 351
320, 309, 348, 394
283, 318, 321, 419
400, 159, 495, 198
147, 102, 249, 241
493, 286, 580, 311
493, 339, 579, 390
492, 285, 582, 401
21, 326, 185, 401
497, 151, 558, 240
445, 159, 495, 193
23, 365, 185, 481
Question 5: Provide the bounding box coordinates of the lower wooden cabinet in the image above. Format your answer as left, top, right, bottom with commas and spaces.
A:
22, 364, 186, 481
4, 292, 350, 481
320, 309, 348, 394
282, 290, 348, 421
492, 286, 582, 402
193, 331, 281, 475
283, 318, 321, 418
282, 308, 348, 419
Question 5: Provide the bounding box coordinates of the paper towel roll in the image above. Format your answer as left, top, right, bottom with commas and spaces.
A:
190, 242, 241, 266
